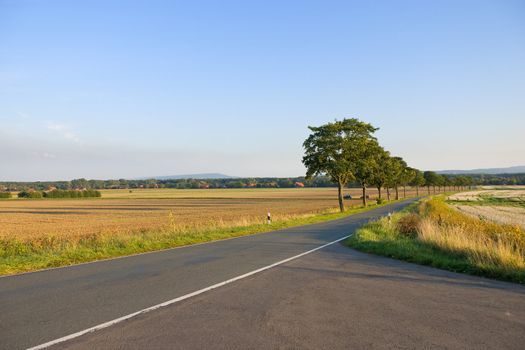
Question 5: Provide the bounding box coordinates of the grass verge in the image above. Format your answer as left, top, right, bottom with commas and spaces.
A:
1, 200, 400, 276
345, 197, 525, 284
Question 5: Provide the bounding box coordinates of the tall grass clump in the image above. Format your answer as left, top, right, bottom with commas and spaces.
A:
0, 192, 11, 199
347, 197, 525, 283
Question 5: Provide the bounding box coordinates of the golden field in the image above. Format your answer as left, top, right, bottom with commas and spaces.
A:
0, 187, 420, 274
447, 186, 525, 229
0, 187, 419, 243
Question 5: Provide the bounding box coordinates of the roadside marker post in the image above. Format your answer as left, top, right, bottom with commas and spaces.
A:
267, 211, 271, 224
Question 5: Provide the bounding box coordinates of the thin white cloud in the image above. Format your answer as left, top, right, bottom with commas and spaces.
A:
46, 122, 80, 143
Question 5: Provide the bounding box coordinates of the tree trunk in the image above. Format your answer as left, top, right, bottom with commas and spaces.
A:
337, 182, 345, 212
395, 186, 399, 200
427, 186, 430, 195
377, 186, 382, 199
433, 186, 436, 194
362, 186, 367, 207
403, 185, 406, 198
416, 185, 419, 197
387, 187, 391, 201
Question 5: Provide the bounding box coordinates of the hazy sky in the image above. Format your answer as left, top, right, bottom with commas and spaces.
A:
1, 0, 524, 181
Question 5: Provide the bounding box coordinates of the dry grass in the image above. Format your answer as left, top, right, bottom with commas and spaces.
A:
347, 197, 525, 283
418, 198, 525, 279
417, 217, 525, 273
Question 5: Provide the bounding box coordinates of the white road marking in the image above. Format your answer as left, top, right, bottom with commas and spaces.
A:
27, 234, 353, 350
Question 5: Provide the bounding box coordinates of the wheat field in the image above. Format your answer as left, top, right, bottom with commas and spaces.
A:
0, 187, 418, 242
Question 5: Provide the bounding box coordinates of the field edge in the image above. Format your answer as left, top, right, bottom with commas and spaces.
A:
1, 199, 407, 276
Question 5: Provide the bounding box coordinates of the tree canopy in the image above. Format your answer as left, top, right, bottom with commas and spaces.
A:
302, 118, 379, 210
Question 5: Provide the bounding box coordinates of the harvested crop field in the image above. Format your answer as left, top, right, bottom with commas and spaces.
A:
454, 205, 525, 229
448, 188, 525, 202
0, 188, 419, 242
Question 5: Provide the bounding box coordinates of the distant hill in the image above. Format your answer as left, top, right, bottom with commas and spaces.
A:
137, 173, 237, 180
437, 166, 525, 175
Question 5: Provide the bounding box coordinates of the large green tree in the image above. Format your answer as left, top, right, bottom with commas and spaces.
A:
371, 148, 391, 200
354, 140, 383, 206
410, 169, 426, 196
303, 118, 378, 212
385, 156, 406, 200
400, 167, 416, 198
424, 171, 440, 194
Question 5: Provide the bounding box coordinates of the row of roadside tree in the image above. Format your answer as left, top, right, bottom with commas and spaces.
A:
302, 118, 471, 211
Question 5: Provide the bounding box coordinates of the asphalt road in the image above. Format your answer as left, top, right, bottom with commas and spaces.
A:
55, 244, 525, 350
1, 199, 414, 350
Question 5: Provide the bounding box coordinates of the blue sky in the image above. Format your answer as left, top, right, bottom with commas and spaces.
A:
1, 0, 524, 181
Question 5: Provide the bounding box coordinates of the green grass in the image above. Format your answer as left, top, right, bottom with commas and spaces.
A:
345, 212, 476, 276
0, 200, 400, 275
346, 198, 525, 284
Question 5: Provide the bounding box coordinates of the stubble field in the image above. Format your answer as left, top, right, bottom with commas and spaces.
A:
0, 187, 418, 242
447, 186, 525, 229
0, 187, 420, 274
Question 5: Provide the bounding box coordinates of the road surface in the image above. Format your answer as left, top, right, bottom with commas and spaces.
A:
1, 198, 524, 349
56, 244, 525, 350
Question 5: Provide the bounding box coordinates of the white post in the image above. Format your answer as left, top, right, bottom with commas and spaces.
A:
267, 211, 271, 224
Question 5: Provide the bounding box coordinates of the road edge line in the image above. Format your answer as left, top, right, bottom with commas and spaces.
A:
27, 234, 353, 350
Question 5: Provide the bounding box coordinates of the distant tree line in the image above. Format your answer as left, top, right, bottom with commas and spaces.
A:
0, 173, 523, 195
0, 176, 336, 191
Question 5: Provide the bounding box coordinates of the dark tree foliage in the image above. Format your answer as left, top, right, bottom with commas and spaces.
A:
302, 118, 379, 211
18, 191, 43, 198
43, 189, 101, 198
